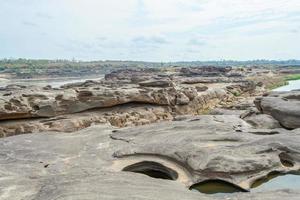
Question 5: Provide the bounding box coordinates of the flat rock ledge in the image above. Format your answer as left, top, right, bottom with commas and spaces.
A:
0, 114, 299, 200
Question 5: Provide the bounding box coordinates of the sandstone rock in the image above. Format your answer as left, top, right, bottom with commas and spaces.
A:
139, 79, 173, 87
0, 83, 187, 120
226, 81, 256, 94
180, 66, 232, 77
0, 86, 229, 136
209, 108, 247, 115
181, 77, 230, 84
105, 68, 161, 82
1, 116, 300, 200
0, 67, 261, 136
0, 104, 173, 137
255, 91, 300, 129
1, 66, 298, 200
195, 85, 209, 92
243, 114, 282, 129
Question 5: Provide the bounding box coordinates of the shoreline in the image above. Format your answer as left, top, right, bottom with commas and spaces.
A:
273, 79, 300, 91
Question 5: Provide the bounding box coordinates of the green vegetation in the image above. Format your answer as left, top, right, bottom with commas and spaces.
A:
265, 74, 300, 90
232, 91, 241, 97
285, 74, 300, 81
0, 59, 154, 79
1, 58, 300, 69
267, 81, 288, 90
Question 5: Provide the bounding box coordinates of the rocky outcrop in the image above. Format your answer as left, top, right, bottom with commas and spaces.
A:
139, 79, 173, 87
255, 91, 300, 129
1, 66, 300, 199
243, 114, 282, 129
0, 82, 194, 119
104, 68, 163, 82
238, 107, 282, 129
180, 77, 230, 84
0, 86, 232, 137
180, 66, 232, 77
1, 115, 300, 200
0, 104, 174, 137
0, 68, 259, 136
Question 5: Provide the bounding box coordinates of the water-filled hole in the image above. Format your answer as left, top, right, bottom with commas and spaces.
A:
122, 161, 178, 180
190, 179, 247, 194
279, 152, 294, 167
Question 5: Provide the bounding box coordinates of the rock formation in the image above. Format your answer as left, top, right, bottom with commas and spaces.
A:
0, 67, 260, 137
255, 91, 300, 129
1, 66, 299, 200
0, 114, 299, 200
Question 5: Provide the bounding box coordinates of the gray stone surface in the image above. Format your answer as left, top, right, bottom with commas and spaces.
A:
1, 115, 300, 200
255, 91, 300, 129
243, 114, 282, 129
1, 75, 258, 136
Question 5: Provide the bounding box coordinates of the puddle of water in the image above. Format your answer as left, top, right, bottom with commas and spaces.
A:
190, 180, 246, 194
251, 172, 300, 192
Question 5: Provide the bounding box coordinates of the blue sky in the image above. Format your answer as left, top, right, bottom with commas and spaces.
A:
0, 0, 299, 61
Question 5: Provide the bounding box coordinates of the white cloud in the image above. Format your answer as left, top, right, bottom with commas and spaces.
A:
0, 0, 299, 61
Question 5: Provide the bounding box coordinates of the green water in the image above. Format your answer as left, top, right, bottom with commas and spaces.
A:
190, 180, 246, 194
191, 173, 300, 195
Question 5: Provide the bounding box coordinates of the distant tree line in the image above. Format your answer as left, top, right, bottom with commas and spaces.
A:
1, 58, 300, 68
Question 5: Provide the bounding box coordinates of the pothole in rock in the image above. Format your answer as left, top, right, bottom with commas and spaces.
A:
122, 161, 178, 180
190, 180, 247, 194
248, 130, 280, 135
279, 152, 294, 167
251, 171, 300, 192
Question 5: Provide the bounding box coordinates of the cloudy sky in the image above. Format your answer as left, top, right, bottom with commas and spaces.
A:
0, 0, 299, 61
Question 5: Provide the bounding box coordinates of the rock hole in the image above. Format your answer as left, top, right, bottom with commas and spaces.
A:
33, 105, 40, 110
248, 130, 279, 135
190, 179, 247, 194
189, 118, 201, 122
279, 152, 294, 167
3, 92, 12, 96
44, 164, 49, 168
122, 161, 178, 180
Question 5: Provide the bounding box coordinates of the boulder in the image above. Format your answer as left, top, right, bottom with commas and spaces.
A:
255, 91, 300, 129
243, 114, 282, 129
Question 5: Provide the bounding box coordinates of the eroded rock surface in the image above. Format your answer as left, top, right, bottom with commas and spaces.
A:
243, 114, 282, 129
1, 67, 299, 199
0, 114, 300, 200
0, 67, 262, 137
255, 91, 300, 129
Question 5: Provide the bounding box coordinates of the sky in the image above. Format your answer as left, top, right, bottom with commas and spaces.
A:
0, 0, 300, 61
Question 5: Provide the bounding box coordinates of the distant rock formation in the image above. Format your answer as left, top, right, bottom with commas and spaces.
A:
0, 67, 260, 137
